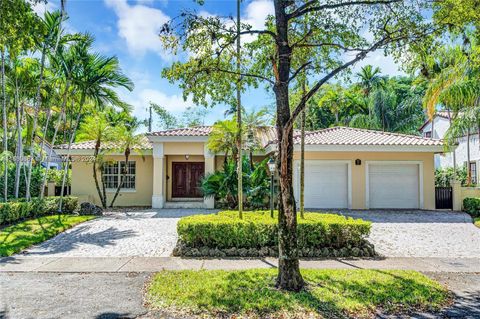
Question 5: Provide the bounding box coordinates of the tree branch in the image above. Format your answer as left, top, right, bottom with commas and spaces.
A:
288, 61, 312, 83
288, 0, 403, 20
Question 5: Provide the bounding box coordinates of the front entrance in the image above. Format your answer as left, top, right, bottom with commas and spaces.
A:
171, 162, 204, 198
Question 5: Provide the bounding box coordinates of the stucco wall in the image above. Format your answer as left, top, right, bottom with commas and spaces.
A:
71, 155, 153, 207
292, 151, 436, 210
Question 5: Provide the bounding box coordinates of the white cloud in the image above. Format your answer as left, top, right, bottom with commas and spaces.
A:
104, 0, 170, 59
32, 1, 57, 16
354, 50, 405, 76
244, 0, 274, 30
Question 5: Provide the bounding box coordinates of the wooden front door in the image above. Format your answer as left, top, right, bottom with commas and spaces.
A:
172, 162, 204, 198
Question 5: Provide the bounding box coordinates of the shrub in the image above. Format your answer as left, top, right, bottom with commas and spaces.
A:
463, 197, 480, 217
177, 211, 371, 255
435, 167, 467, 187
0, 196, 78, 225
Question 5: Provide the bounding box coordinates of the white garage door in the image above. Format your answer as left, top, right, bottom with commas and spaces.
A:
368, 163, 420, 209
296, 161, 349, 209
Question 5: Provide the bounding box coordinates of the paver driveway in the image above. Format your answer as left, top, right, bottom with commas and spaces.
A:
22, 209, 480, 258
23, 209, 215, 257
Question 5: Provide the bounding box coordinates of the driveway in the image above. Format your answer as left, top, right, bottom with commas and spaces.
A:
23, 209, 216, 257
21, 209, 480, 258
339, 210, 480, 258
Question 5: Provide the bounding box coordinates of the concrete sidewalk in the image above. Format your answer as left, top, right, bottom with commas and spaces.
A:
2, 256, 480, 273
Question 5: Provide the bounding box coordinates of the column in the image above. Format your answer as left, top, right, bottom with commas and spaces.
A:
152, 142, 165, 208
452, 181, 462, 211
204, 143, 215, 209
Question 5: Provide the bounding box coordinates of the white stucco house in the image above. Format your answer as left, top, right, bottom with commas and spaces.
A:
419, 111, 479, 183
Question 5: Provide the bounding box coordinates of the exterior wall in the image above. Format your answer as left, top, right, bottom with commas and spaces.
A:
214, 155, 268, 170
292, 151, 436, 210
452, 182, 480, 210
166, 155, 205, 201
164, 142, 204, 155
71, 155, 153, 207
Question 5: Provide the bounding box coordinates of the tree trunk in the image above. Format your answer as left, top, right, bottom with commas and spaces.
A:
273, 0, 304, 292
236, 0, 243, 219
40, 81, 70, 198
92, 140, 106, 208
14, 76, 22, 198
110, 148, 130, 207
300, 108, 305, 219
26, 47, 47, 200
58, 92, 85, 212
1, 48, 7, 202
467, 128, 471, 185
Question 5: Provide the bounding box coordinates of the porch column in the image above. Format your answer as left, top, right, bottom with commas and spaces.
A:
204, 144, 215, 209
452, 181, 462, 211
152, 143, 165, 208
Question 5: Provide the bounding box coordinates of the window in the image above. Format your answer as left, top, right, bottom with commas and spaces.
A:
103, 161, 136, 190
424, 131, 432, 138
470, 162, 477, 185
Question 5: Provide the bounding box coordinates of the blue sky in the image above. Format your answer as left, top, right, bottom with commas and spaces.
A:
33, 0, 405, 131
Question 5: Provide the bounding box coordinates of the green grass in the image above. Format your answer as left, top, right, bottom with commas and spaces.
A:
474, 217, 480, 228
146, 269, 450, 319
0, 214, 95, 256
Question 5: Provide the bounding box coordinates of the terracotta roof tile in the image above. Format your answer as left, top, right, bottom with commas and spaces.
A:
55, 135, 152, 150
291, 126, 443, 146
148, 126, 212, 137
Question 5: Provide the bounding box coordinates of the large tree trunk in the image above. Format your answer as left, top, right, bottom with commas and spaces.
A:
236, 0, 243, 219
1, 48, 7, 202
273, 0, 304, 292
467, 128, 471, 185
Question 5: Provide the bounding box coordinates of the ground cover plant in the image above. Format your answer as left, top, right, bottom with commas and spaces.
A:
146, 269, 450, 319
0, 196, 78, 226
175, 211, 373, 257
0, 214, 95, 256
463, 198, 480, 218
474, 217, 480, 228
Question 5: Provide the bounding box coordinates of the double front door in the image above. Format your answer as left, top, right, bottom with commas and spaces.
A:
172, 162, 204, 198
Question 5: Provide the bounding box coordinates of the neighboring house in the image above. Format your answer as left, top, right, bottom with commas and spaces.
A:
419, 111, 478, 183
54, 126, 443, 210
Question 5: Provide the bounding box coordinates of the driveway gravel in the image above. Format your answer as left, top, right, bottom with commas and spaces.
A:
21, 209, 480, 258
22, 209, 216, 257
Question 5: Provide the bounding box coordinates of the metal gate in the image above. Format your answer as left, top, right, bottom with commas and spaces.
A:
435, 187, 453, 209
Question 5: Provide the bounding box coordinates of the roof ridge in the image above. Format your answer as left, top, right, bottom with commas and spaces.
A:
324, 126, 443, 141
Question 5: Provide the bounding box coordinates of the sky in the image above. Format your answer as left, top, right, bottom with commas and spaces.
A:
33, 0, 405, 132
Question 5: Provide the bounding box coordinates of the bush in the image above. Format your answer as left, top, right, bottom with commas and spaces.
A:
435, 167, 467, 187
463, 197, 480, 217
176, 211, 372, 256
0, 196, 78, 225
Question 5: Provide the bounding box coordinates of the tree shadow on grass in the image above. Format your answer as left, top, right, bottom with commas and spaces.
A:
160, 269, 449, 319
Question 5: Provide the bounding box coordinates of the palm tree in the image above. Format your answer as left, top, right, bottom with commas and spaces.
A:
207, 119, 240, 164
317, 85, 345, 125
356, 65, 385, 97
109, 120, 144, 207
58, 37, 133, 211
243, 108, 270, 168
76, 112, 114, 208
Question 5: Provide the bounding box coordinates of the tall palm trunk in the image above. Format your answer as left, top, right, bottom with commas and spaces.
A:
446, 108, 456, 171
58, 92, 85, 212
92, 139, 106, 208
467, 128, 471, 185
236, 0, 243, 219
299, 78, 306, 219
40, 81, 70, 198
110, 148, 130, 207
25, 47, 47, 200
1, 48, 7, 202
14, 77, 22, 198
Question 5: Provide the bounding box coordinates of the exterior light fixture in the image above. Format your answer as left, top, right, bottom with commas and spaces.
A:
267, 158, 276, 173
355, 159, 361, 166
185, 155, 190, 160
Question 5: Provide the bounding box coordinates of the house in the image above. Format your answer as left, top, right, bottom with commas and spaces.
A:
54, 126, 443, 210
419, 111, 478, 183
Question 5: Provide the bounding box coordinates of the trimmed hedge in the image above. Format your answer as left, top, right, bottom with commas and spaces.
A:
463, 197, 480, 217
176, 211, 373, 257
0, 196, 78, 225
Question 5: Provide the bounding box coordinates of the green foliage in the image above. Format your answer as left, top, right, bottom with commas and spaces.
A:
201, 158, 270, 209
46, 169, 71, 186
0, 164, 43, 198
146, 269, 449, 318
463, 197, 480, 218
435, 167, 467, 187
177, 211, 371, 250
0, 214, 95, 256
0, 196, 78, 225
150, 102, 178, 129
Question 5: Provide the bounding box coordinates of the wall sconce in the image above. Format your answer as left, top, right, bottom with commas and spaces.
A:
355, 159, 361, 166
185, 155, 190, 160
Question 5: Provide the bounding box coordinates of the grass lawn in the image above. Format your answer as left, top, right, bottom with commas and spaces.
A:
0, 215, 95, 257
475, 217, 480, 228
146, 269, 450, 319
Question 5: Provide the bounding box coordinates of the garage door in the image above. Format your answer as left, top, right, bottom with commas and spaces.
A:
296, 161, 349, 209
368, 163, 420, 209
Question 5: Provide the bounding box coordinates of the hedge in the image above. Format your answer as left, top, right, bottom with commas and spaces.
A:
0, 196, 78, 225
463, 197, 480, 217
176, 211, 372, 257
